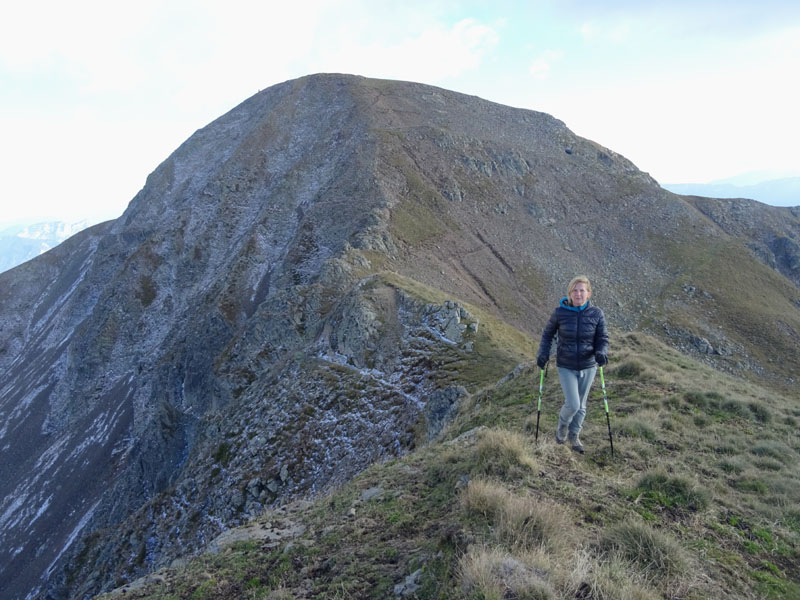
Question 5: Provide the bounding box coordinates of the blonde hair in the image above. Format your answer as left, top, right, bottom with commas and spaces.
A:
567, 276, 592, 298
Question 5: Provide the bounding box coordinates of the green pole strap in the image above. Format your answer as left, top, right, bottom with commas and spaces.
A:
535, 367, 545, 443
537, 369, 544, 411
600, 366, 609, 414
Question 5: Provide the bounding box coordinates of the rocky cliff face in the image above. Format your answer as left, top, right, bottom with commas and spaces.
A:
1, 74, 798, 600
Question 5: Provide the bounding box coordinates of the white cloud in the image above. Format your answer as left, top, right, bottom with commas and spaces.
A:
540, 27, 800, 184
0, 1, 329, 113
0, 110, 187, 223
0, 1, 161, 84
579, 20, 633, 44
314, 17, 500, 83
529, 50, 562, 79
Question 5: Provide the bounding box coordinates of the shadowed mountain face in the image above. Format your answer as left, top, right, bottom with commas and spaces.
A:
1, 74, 798, 600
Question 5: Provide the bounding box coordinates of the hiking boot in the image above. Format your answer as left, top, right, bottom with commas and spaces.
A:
569, 432, 585, 454
555, 422, 568, 445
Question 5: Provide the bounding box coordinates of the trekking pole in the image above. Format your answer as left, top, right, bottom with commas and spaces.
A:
599, 367, 614, 457
535, 367, 545, 443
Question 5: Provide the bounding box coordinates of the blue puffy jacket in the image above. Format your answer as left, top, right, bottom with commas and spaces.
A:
537, 298, 609, 370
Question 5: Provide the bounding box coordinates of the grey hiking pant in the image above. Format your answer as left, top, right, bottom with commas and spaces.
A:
557, 366, 598, 435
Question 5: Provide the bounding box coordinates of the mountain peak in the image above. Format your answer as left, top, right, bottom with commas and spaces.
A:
1, 74, 798, 600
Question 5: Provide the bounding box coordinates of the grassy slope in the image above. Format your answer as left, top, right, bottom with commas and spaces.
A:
653, 233, 800, 373
98, 321, 800, 599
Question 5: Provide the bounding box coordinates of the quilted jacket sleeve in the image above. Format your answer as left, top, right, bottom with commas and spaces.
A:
593, 309, 609, 357
537, 309, 559, 365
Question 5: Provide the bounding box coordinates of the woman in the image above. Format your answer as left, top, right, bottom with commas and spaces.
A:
536, 276, 609, 453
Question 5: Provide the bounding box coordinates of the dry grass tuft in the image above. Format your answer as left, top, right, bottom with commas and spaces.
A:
497, 494, 573, 553
598, 521, 688, 584
750, 439, 793, 463
617, 412, 659, 442
459, 545, 555, 600
579, 554, 661, 600
461, 478, 512, 520
475, 428, 537, 479
462, 479, 573, 553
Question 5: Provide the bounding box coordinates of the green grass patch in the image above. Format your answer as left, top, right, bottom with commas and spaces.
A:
611, 360, 645, 379
617, 416, 657, 441
751, 564, 800, 599
190, 579, 217, 600
213, 443, 233, 467
748, 402, 772, 423
750, 440, 792, 463
685, 390, 759, 422
735, 478, 769, 495
784, 509, 800, 534
718, 458, 747, 474
386, 153, 457, 246
719, 399, 751, 420
632, 471, 710, 512
598, 521, 688, 583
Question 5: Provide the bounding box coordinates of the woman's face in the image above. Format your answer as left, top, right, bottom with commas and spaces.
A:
569, 282, 591, 306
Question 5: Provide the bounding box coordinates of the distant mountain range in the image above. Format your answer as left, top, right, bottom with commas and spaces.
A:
0, 220, 89, 273
662, 176, 800, 207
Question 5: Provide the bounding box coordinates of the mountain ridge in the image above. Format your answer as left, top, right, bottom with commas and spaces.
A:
663, 176, 800, 207
0, 73, 798, 599
0, 220, 91, 274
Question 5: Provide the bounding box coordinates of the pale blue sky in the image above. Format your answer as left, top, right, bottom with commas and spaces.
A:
2, 0, 799, 225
